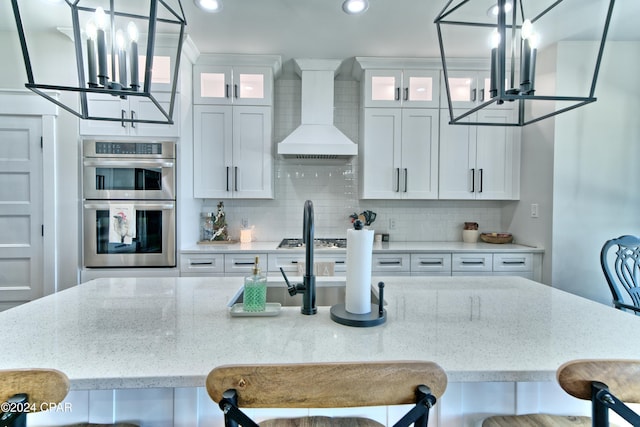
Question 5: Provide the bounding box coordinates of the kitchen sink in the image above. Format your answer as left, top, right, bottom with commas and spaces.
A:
229, 278, 382, 307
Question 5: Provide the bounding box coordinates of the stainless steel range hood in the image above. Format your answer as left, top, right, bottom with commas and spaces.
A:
277, 59, 357, 160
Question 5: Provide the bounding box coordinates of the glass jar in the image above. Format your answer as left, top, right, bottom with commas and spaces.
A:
200, 212, 215, 241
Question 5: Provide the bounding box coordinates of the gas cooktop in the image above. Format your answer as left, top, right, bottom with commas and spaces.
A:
277, 238, 347, 249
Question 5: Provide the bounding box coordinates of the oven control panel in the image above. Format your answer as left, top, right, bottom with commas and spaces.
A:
84, 140, 175, 159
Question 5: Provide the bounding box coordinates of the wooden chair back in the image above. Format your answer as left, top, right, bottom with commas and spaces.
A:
557, 359, 640, 402
0, 368, 69, 411
206, 360, 447, 409
600, 235, 640, 314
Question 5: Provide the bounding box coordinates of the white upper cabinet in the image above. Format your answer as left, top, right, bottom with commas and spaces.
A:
193, 105, 273, 199
193, 65, 273, 106
363, 69, 440, 108
360, 108, 439, 199
439, 108, 520, 200
79, 91, 180, 137
192, 55, 280, 200
441, 70, 513, 110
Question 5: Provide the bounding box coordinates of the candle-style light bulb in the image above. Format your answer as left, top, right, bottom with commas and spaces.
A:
86, 21, 98, 87
521, 19, 533, 40
127, 22, 140, 91
94, 7, 106, 29
94, 7, 109, 86
116, 29, 128, 89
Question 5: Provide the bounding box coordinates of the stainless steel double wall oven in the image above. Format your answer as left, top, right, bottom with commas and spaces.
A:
82, 140, 176, 268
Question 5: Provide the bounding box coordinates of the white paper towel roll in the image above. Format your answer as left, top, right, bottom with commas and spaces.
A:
346, 228, 374, 314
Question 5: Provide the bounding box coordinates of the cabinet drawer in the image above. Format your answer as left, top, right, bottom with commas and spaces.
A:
372, 253, 410, 273
225, 253, 268, 276
411, 253, 452, 275
493, 253, 533, 272
268, 253, 346, 274
452, 253, 493, 272
180, 253, 224, 274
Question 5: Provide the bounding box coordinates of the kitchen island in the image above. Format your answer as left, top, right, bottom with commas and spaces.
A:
3, 276, 635, 426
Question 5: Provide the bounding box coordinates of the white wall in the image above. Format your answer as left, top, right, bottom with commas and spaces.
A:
0, 29, 81, 292
502, 45, 558, 285
551, 42, 640, 304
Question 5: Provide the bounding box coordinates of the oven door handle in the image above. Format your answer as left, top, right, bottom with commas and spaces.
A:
83, 159, 174, 168
84, 202, 175, 210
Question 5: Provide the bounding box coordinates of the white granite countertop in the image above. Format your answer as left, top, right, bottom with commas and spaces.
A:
0, 276, 634, 390
182, 241, 543, 253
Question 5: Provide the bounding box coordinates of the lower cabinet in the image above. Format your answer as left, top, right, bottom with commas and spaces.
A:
179, 253, 267, 277
180, 251, 541, 281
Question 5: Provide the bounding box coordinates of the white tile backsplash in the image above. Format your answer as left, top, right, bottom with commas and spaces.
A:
200, 78, 503, 242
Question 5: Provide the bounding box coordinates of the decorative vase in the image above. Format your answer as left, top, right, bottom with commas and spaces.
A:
462, 229, 479, 243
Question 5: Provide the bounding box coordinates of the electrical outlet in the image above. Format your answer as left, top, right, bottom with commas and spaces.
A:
241, 218, 249, 228
530, 203, 539, 218
389, 218, 396, 230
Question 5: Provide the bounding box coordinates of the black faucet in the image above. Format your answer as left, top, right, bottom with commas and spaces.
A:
280, 200, 317, 315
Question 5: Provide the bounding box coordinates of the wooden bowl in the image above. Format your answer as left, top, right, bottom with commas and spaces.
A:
480, 232, 513, 244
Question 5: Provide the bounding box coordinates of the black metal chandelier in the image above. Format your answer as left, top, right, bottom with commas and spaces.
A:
435, 0, 616, 126
11, 0, 186, 125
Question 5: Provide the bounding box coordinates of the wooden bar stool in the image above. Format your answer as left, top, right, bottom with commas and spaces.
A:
482, 359, 640, 427
0, 368, 69, 427
206, 360, 448, 427
0, 368, 139, 427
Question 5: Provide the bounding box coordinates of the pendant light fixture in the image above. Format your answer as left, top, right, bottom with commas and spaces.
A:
10, 0, 186, 125
434, 0, 616, 126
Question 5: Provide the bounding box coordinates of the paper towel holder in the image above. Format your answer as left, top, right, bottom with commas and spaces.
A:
330, 282, 387, 327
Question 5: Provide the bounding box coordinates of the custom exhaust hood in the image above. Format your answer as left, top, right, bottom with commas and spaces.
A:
277, 59, 358, 160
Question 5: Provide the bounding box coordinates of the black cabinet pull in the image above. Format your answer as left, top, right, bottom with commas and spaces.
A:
234, 84, 238, 99
234, 262, 255, 266
379, 260, 401, 265
420, 261, 443, 266
404, 87, 409, 101
234, 167, 238, 191
396, 168, 400, 192
225, 84, 230, 98
461, 261, 484, 265
479, 88, 485, 102
121, 109, 127, 127
395, 87, 400, 101
471, 168, 475, 193
404, 168, 408, 192
130, 110, 136, 128
226, 167, 230, 191
502, 261, 525, 265
190, 261, 213, 266
479, 168, 484, 193
471, 88, 477, 102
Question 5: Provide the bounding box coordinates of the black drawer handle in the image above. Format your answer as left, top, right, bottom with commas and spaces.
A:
335, 261, 345, 264
420, 261, 443, 265
379, 260, 402, 265
190, 261, 214, 266
233, 262, 255, 266
461, 261, 485, 265
502, 261, 526, 265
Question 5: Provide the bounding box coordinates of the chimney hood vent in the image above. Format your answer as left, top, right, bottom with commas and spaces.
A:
277, 59, 357, 160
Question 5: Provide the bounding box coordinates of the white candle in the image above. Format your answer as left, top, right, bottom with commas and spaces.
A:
86, 21, 98, 87
94, 7, 108, 86
116, 29, 127, 88
489, 29, 500, 98
127, 22, 139, 90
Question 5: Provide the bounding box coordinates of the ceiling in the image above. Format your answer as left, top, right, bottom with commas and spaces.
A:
1, 0, 638, 76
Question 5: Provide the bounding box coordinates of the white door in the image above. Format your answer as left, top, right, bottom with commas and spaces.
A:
0, 116, 43, 307
193, 105, 233, 198
476, 109, 516, 199
361, 108, 402, 199
439, 110, 477, 199
232, 106, 273, 198
401, 108, 439, 199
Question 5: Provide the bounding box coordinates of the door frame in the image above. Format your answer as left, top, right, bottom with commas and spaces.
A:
0, 90, 58, 297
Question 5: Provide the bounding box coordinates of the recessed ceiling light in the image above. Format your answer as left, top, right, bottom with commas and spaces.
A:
195, 0, 223, 13
342, 0, 369, 15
